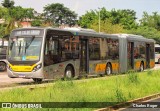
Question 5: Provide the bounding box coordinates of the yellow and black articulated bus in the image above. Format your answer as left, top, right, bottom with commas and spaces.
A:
7, 27, 155, 82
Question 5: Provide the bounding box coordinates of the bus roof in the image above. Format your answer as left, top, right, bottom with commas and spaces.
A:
11, 27, 155, 42
11, 27, 119, 39
45, 27, 119, 39
112, 34, 155, 43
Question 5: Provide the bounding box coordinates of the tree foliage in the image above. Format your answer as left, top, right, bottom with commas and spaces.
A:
126, 26, 160, 44
78, 8, 137, 30
0, 24, 6, 38
78, 10, 97, 28
1, 0, 160, 44
0, 2, 35, 38
78, 7, 160, 43
109, 9, 137, 29
43, 3, 77, 26
6, 6, 34, 34
126, 12, 160, 44
8, 6, 34, 21
31, 20, 42, 26
1, 0, 14, 8
140, 12, 160, 31
91, 19, 124, 34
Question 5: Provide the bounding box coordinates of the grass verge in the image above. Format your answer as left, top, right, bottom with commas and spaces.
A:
0, 70, 160, 111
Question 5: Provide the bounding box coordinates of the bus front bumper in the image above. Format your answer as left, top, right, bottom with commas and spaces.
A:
7, 68, 44, 79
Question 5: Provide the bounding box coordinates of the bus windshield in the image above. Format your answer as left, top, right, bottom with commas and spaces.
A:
8, 36, 42, 61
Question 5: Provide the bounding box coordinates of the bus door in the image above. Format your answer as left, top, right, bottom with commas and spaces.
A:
80, 39, 89, 74
128, 42, 134, 69
146, 44, 150, 68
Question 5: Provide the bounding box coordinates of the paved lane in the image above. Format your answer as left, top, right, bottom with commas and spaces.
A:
0, 71, 33, 88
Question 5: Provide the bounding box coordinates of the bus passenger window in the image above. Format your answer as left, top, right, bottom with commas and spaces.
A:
61, 36, 79, 60
44, 37, 60, 66
106, 39, 119, 60
89, 38, 100, 60
134, 42, 145, 59
44, 34, 80, 66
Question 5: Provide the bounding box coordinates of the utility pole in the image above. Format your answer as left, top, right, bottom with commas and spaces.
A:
98, 8, 101, 33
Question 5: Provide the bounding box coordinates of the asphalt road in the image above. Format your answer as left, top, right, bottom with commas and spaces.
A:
0, 71, 33, 88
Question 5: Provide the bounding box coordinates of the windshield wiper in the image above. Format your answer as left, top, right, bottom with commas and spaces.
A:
10, 37, 17, 50
25, 36, 35, 54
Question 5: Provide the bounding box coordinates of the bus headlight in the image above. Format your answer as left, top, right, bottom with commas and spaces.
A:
32, 64, 42, 72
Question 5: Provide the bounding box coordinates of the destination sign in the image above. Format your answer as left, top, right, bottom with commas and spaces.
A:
11, 29, 44, 36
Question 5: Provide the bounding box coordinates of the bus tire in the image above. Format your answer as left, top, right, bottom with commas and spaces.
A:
158, 59, 160, 64
105, 63, 112, 75
32, 78, 42, 83
64, 66, 74, 80
0, 61, 6, 71
139, 62, 144, 72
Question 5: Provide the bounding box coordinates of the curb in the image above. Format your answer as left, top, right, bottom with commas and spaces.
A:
96, 93, 160, 111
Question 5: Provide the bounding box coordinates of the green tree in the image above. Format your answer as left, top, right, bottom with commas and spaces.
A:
31, 20, 42, 26
23, 8, 34, 20
5, 6, 34, 33
78, 7, 110, 28
0, 6, 9, 38
1, 0, 14, 8
91, 19, 124, 34
0, 0, 35, 38
140, 12, 160, 30
109, 9, 137, 29
0, 24, 6, 38
78, 10, 96, 28
0, 6, 8, 18
0, 5, 35, 37
43, 3, 77, 26
126, 26, 160, 44
127, 11, 160, 44
78, 8, 137, 29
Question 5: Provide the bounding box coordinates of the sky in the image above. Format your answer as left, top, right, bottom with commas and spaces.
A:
1, 0, 160, 19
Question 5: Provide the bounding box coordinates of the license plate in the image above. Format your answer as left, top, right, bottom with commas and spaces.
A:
18, 74, 25, 78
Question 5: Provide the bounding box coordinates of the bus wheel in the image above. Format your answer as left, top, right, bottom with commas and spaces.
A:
0, 62, 6, 71
140, 62, 144, 72
158, 59, 160, 64
105, 63, 112, 75
65, 66, 74, 80
32, 78, 42, 83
